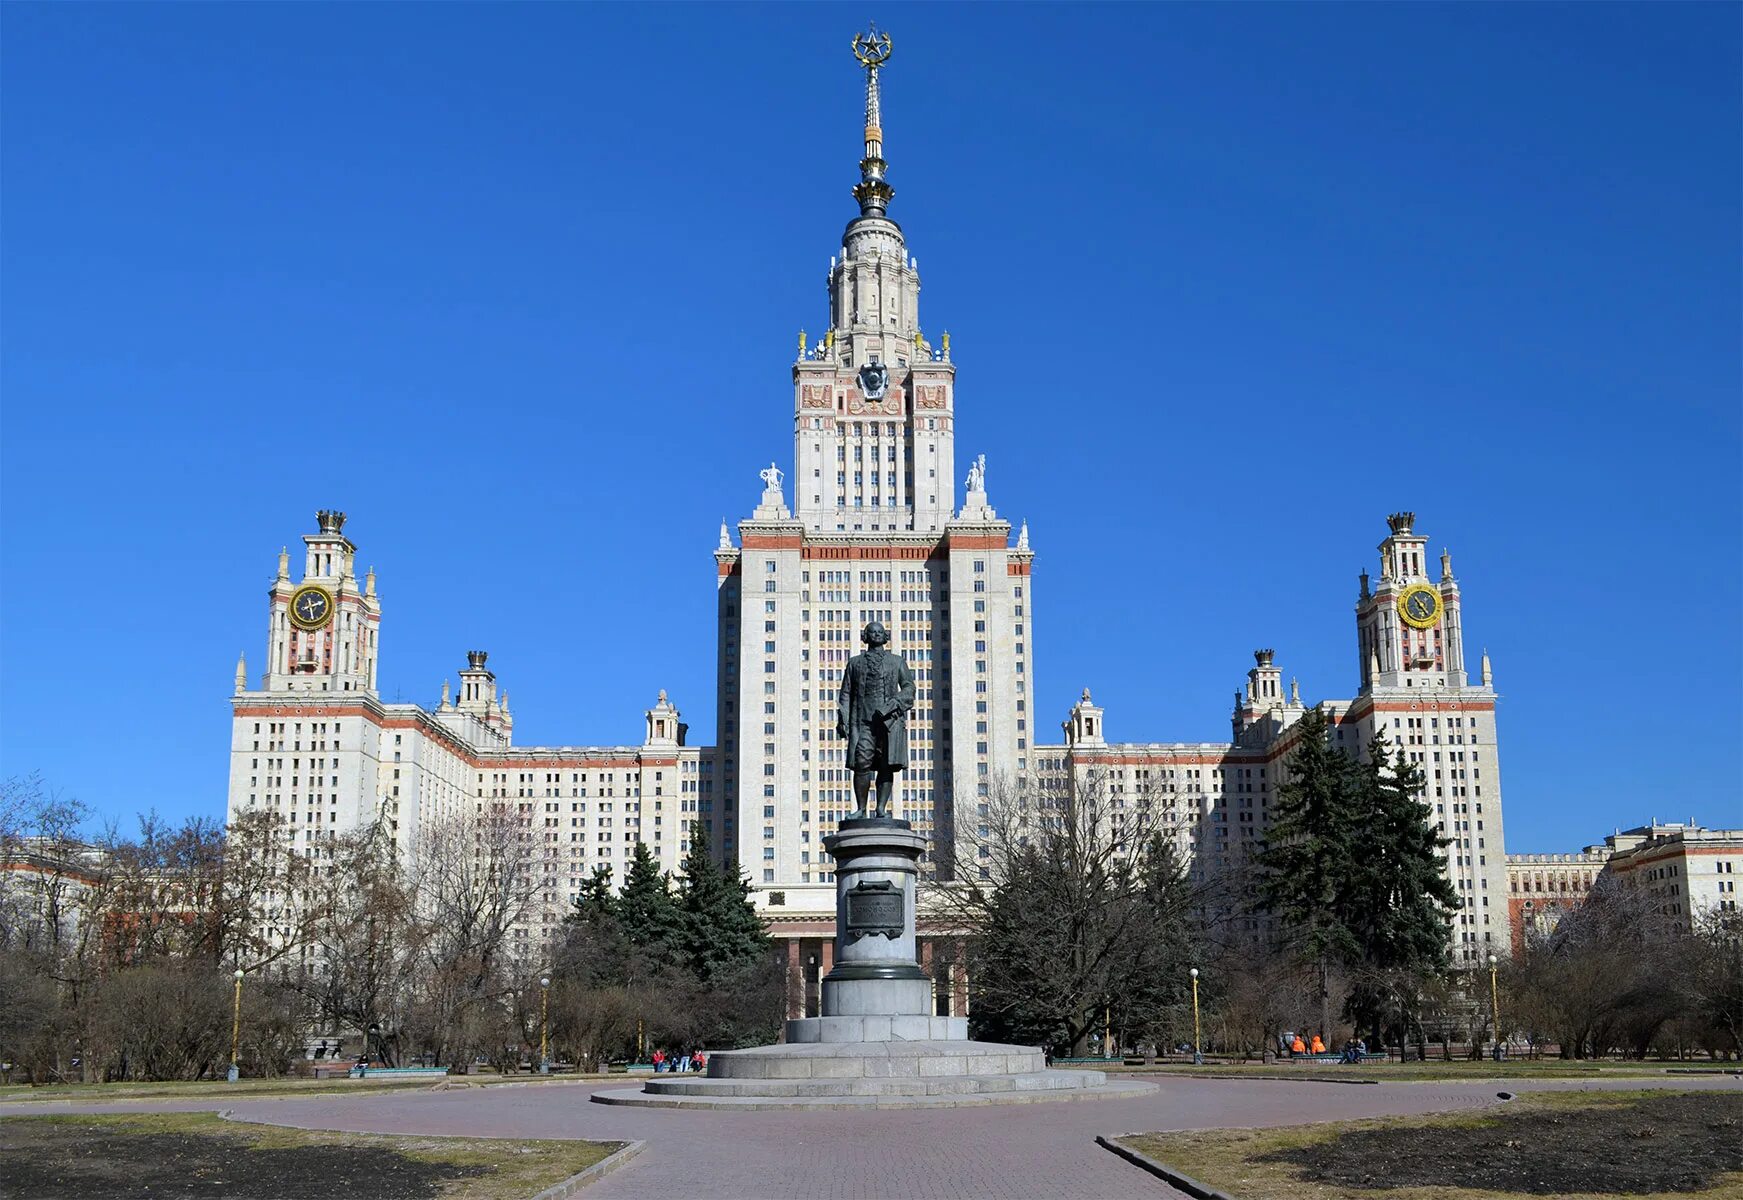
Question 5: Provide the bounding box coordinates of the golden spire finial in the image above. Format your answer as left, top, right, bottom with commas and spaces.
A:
851, 23, 892, 70
798, 329, 808, 357
941, 330, 951, 358
850, 24, 895, 219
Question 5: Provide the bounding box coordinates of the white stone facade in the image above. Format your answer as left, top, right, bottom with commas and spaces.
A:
1037, 513, 1515, 965
1602, 821, 1743, 931
227, 514, 723, 948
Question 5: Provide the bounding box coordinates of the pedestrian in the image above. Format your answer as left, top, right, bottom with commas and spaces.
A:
1310, 1033, 1325, 1055
693, 1051, 706, 1073
678, 1052, 692, 1074
1290, 1034, 1306, 1057
652, 1048, 666, 1073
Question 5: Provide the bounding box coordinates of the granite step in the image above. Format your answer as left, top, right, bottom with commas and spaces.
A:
643, 1069, 1103, 1099
590, 1076, 1159, 1111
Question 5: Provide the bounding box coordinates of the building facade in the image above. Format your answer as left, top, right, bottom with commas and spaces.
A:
223, 38, 1516, 978
1505, 848, 1610, 949
226, 511, 723, 954
1041, 512, 1513, 964
1600, 821, 1743, 930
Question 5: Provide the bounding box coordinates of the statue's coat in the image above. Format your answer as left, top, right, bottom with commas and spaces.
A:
836, 645, 915, 771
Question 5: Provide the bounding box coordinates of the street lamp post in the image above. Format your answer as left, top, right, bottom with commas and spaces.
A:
228, 968, 244, 1083
1190, 967, 1203, 1065
1488, 954, 1503, 1062
539, 976, 551, 1074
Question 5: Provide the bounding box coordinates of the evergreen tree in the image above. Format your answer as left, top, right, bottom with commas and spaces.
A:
1254, 707, 1363, 1036
617, 842, 683, 961
675, 822, 770, 983
571, 864, 616, 923
1344, 737, 1459, 1041
554, 864, 628, 988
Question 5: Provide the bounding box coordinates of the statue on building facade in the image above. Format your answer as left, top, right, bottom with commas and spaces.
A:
836, 621, 915, 820
760, 462, 784, 492
965, 453, 986, 494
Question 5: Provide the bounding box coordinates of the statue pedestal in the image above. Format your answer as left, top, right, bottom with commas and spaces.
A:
820, 819, 931, 1016
591, 820, 1153, 1107
785, 818, 968, 1042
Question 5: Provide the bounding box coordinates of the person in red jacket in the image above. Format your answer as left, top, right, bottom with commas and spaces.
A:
651, 1048, 666, 1072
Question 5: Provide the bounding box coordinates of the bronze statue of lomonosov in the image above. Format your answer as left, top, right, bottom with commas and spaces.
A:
835, 621, 915, 820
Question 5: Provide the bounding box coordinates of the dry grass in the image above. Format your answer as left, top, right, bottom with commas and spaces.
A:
1133, 1059, 1690, 1082
0, 1071, 616, 1105
0, 1111, 621, 1200
1117, 1090, 1743, 1200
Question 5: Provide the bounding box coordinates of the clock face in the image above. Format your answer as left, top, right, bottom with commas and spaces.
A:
289, 584, 334, 631
1397, 584, 1442, 630
858, 362, 889, 400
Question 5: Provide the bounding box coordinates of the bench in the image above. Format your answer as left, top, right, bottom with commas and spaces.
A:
1293, 1054, 1387, 1065
348, 1066, 450, 1079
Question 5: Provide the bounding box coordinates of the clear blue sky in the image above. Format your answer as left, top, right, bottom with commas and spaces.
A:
2, 4, 1738, 850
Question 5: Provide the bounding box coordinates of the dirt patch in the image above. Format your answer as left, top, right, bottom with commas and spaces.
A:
1258, 1092, 1743, 1196
0, 1118, 491, 1199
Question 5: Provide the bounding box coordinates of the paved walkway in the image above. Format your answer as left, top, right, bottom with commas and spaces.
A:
2, 1074, 1736, 1199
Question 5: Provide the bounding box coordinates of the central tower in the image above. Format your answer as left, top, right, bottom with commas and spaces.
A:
792, 26, 956, 535
717, 29, 1036, 908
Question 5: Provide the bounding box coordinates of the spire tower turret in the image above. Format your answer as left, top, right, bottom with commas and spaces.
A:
851, 25, 895, 218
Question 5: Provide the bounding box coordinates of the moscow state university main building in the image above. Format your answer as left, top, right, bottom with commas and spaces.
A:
227, 43, 1511, 1010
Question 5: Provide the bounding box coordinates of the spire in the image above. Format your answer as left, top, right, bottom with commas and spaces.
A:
1440, 548, 1455, 582
1481, 649, 1493, 687
277, 547, 289, 580
235, 652, 248, 694
1017, 520, 1030, 551
1368, 648, 1381, 687
365, 566, 376, 597
440, 679, 451, 709
850, 25, 895, 218
1290, 677, 1300, 705
718, 519, 732, 550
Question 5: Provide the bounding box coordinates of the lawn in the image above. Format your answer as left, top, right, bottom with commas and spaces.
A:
1115, 1090, 1743, 1200
0, 1112, 623, 1200
1134, 1059, 1698, 1083
0, 1072, 612, 1105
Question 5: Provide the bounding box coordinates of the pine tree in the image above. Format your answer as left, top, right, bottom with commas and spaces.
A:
1344, 737, 1459, 1041
570, 864, 616, 923
675, 821, 770, 983
1254, 707, 1364, 1037
617, 842, 683, 962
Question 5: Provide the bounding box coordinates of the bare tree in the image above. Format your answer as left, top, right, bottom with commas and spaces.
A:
402, 807, 547, 1067
930, 768, 1204, 1056
1510, 876, 1689, 1059
297, 820, 415, 1056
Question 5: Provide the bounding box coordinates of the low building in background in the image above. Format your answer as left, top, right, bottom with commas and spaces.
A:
1604, 821, 1743, 931
1505, 847, 1610, 950
1507, 820, 1743, 954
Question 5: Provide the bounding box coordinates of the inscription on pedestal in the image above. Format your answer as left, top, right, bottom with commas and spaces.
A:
845, 880, 904, 941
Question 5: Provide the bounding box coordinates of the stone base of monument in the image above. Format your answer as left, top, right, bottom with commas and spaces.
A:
590, 1039, 1154, 1109
590, 817, 1156, 1111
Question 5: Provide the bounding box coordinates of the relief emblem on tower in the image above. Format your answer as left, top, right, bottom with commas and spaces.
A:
915, 384, 948, 409
801, 384, 832, 409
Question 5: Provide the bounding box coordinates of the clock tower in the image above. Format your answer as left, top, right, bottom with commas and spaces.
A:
1357, 511, 1467, 691
261, 510, 381, 695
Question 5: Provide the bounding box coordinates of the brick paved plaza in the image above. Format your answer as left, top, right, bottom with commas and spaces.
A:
3, 1074, 1736, 1198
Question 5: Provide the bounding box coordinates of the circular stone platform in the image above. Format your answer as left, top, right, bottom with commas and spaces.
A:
588, 1040, 1158, 1110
